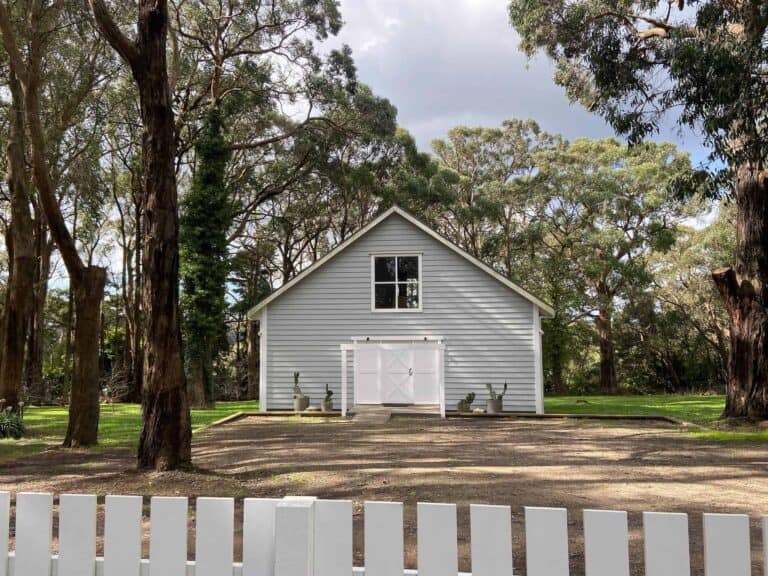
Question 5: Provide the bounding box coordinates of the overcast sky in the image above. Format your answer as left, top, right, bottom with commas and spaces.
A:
330, 0, 710, 166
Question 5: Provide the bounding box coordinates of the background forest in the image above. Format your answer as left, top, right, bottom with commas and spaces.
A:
0, 0, 734, 417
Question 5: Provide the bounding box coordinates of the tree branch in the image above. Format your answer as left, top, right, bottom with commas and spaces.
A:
88, 0, 140, 70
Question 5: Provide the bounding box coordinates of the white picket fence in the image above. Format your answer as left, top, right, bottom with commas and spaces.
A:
1, 492, 766, 576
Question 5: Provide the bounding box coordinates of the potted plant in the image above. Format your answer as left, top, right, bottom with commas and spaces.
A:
293, 371, 309, 412
457, 392, 475, 413
321, 384, 334, 413
485, 382, 507, 414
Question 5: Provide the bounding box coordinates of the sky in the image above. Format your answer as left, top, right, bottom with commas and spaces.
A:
330, 0, 710, 166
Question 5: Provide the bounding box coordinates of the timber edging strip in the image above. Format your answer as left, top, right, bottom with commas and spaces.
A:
194, 410, 345, 433
445, 411, 698, 427
196, 409, 702, 431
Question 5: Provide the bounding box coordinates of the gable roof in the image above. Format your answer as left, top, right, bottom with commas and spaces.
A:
248, 206, 554, 318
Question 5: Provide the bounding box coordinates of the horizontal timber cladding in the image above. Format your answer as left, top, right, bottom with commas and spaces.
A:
266, 213, 537, 411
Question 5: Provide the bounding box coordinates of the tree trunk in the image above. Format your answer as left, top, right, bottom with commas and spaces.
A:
712, 165, 768, 419
246, 319, 259, 400
186, 353, 214, 408
596, 305, 618, 394
548, 326, 566, 395
119, 0, 191, 469
63, 267, 107, 447
0, 72, 35, 411
25, 219, 52, 405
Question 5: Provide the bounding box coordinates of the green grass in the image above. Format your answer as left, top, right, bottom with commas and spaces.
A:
545, 395, 768, 442
0, 400, 259, 459
544, 395, 724, 424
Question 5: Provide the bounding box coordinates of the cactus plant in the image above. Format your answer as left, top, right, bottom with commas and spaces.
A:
457, 392, 475, 413
292, 371, 309, 412
486, 382, 507, 400
293, 371, 303, 397
321, 384, 334, 412
485, 382, 507, 414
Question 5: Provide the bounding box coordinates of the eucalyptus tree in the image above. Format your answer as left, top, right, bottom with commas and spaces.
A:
509, 0, 768, 417
0, 0, 111, 445
0, 69, 35, 412
621, 204, 735, 391
535, 138, 691, 393
169, 0, 373, 407
89, 0, 192, 469
431, 119, 557, 264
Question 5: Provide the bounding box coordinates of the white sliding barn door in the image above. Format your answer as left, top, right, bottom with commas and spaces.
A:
354, 342, 440, 405
381, 346, 415, 404
412, 345, 439, 404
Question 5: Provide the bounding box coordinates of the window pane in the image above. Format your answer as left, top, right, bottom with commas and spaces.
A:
375, 284, 396, 309
374, 257, 396, 282
398, 282, 419, 309
397, 256, 419, 281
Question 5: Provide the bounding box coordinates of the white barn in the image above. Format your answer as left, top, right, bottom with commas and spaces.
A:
248, 206, 553, 416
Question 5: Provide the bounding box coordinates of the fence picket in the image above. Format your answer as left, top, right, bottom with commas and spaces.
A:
149, 497, 188, 576
763, 516, 767, 576
58, 494, 97, 576
274, 499, 315, 576
643, 512, 690, 576
417, 503, 457, 576
14, 493, 53, 576
242, 498, 281, 576
195, 498, 234, 576
364, 502, 403, 576
583, 510, 629, 576
703, 513, 750, 576
524, 506, 569, 576
469, 504, 512, 576
0, 492, 8, 576
1, 492, 764, 576
314, 500, 352, 576
104, 495, 142, 576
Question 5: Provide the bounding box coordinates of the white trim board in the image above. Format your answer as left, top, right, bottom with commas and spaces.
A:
247, 206, 554, 318
350, 335, 445, 343
258, 306, 268, 412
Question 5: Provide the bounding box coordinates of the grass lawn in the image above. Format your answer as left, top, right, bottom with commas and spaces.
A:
0, 400, 258, 460
545, 394, 768, 441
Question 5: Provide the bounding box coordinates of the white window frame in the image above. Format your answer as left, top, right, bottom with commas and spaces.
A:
370, 253, 423, 313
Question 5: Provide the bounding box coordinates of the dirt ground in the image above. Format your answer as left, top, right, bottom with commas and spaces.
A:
1, 416, 767, 575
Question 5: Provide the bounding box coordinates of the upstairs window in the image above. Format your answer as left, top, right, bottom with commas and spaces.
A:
372, 255, 421, 311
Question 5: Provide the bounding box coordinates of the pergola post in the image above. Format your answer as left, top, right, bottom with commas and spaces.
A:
340, 345, 349, 417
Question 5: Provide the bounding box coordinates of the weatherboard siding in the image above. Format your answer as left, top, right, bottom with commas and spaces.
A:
265, 213, 537, 411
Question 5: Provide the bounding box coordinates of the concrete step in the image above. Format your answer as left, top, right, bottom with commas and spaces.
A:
351, 405, 392, 424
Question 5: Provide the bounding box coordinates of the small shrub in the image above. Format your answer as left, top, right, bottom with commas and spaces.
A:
0, 408, 25, 439
324, 384, 334, 402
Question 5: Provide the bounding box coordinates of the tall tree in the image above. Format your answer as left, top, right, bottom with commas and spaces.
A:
180, 107, 231, 408
536, 139, 690, 392
431, 120, 556, 262
0, 0, 108, 445
0, 70, 35, 411
89, 0, 192, 469
509, 0, 768, 417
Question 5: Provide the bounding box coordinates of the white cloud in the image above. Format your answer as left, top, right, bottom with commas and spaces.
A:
326, 0, 709, 164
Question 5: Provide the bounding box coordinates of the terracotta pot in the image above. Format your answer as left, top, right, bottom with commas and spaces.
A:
486, 398, 503, 414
